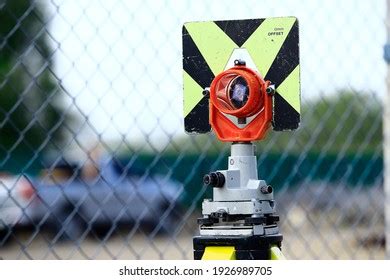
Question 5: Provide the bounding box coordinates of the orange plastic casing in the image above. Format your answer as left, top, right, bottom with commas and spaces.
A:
209, 66, 272, 142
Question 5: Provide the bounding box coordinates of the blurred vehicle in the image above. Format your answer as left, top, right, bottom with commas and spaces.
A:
0, 174, 35, 245
24, 156, 183, 240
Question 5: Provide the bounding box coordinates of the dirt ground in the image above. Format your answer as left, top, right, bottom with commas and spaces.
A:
0, 221, 384, 260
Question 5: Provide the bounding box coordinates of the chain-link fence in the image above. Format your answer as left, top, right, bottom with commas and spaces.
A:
0, 0, 386, 259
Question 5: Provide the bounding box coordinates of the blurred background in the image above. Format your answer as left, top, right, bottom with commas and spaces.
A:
0, 0, 386, 259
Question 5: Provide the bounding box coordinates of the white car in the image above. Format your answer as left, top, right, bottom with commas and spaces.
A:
0, 174, 35, 244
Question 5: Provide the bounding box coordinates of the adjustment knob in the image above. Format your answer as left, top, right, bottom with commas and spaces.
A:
203, 172, 225, 188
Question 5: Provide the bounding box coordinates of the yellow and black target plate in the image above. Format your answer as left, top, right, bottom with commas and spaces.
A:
182, 17, 300, 133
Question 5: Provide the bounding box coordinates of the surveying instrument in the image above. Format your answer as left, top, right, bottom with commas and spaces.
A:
182, 17, 300, 260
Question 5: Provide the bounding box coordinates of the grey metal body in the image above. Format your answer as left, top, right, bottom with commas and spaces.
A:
199, 143, 279, 236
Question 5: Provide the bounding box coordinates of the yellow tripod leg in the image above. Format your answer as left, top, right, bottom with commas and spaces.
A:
200, 245, 285, 260
270, 246, 286, 260
202, 246, 236, 260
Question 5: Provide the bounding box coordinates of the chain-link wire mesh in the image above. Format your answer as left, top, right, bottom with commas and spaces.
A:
0, 0, 386, 259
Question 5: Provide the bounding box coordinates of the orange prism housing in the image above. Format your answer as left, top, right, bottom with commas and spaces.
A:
209, 65, 272, 142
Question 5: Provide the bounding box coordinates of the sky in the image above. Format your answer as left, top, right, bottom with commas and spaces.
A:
45, 0, 387, 151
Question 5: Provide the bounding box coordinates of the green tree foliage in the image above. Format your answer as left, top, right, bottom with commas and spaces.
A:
302, 90, 382, 154
0, 0, 75, 166
262, 89, 383, 155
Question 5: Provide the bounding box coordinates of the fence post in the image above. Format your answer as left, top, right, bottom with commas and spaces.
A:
385, 0, 390, 259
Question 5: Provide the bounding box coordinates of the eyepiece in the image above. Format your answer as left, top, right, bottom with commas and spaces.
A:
203, 172, 225, 188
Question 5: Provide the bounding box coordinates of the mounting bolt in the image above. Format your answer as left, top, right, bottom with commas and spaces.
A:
266, 85, 275, 96
234, 59, 246, 66
237, 117, 246, 124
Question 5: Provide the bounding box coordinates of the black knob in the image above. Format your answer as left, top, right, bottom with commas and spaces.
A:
261, 185, 273, 194
203, 172, 225, 188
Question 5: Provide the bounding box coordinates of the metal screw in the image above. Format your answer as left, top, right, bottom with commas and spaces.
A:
202, 89, 210, 96
238, 117, 246, 124
234, 59, 246, 66
266, 85, 275, 95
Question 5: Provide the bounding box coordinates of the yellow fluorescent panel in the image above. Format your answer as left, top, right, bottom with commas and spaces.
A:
185, 22, 238, 75
276, 65, 301, 113
183, 71, 204, 116
243, 17, 295, 77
